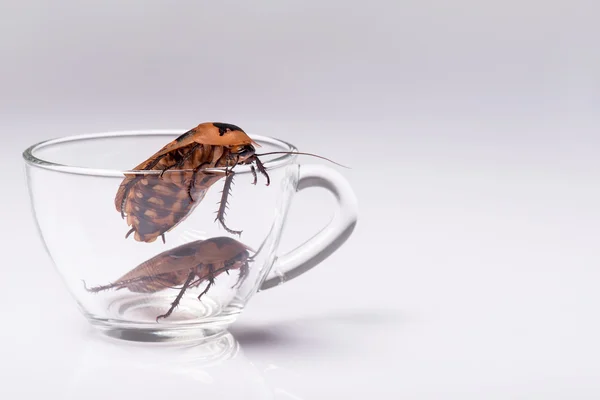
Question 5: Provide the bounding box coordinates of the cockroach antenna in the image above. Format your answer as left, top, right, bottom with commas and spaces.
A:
254, 151, 350, 169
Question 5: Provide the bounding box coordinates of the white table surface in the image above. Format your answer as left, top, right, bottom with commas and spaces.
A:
2, 116, 599, 399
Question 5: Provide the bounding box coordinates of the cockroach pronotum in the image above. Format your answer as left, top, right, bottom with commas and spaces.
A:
115, 121, 345, 243
83, 236, 254, 321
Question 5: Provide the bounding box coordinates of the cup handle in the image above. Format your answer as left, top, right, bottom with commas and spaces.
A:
259, 164, 358, 290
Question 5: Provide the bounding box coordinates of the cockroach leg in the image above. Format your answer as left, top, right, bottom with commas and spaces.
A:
231, 260, 249, 289
81, 279, 94, 292
223, 155, 238, 177
145, 152, 170, 170
188, 277, 203, 289
156, 269, 196, 322
197, 265, 216, 302
187, 161, 211, 202
187, 178, 195, 202
125, 227, 135, 239
250, 165, 258, 185
161, 233, 166, 244
159, 144, 200, 178
215, 172, 242, 236
254, 157, 270, 186
82, 278, 124, 293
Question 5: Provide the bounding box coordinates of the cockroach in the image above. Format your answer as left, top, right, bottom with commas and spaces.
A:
115, 121, 346, 243
83, 236, 254, 321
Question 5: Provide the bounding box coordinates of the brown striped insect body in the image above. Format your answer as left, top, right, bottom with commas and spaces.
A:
115, 121, 348, 243
115, 122, 270, 243
83, 236, 254, 321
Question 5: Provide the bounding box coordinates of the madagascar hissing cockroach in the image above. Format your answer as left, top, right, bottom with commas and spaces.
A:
115, 121, 347, 243
83, 236, 254, 321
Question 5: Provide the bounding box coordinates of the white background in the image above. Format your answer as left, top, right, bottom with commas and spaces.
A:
1, 1, 599, 398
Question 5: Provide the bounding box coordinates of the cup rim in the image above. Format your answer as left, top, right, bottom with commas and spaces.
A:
22, 129, 299, 177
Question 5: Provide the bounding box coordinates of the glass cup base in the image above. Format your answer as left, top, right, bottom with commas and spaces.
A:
88, 320, 237, 344
85, 294, 241, 343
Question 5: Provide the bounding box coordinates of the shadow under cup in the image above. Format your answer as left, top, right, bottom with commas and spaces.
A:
23, 130, 358, 343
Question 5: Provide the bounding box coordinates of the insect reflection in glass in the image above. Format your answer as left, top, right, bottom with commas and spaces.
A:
83, 236, 254, 321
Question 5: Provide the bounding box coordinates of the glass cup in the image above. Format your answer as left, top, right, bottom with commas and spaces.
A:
23, 130, 358, 342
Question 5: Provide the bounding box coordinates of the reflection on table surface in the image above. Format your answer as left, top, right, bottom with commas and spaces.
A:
62, 330, 304, 400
